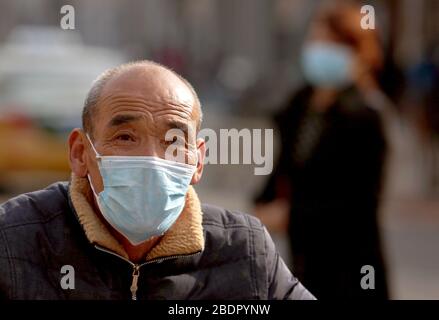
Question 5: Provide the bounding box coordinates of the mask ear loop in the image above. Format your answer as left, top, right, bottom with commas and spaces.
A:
85, 133, 101, 159
87, 173, 105, 215
85, 133, 103, 205
87, 173, 99, 196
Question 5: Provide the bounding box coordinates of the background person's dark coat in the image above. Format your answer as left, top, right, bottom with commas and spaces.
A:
256, 86, 389, 299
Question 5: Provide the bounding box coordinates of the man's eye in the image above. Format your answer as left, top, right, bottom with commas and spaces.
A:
163, 135, 185, 146
116, 134, 134, 141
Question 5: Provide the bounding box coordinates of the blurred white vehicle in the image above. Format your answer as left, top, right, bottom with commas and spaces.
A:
0, 25, 126, 191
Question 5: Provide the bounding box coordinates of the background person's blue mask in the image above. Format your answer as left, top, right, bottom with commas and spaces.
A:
86, 135, 197, 245
300, 41, 354, 89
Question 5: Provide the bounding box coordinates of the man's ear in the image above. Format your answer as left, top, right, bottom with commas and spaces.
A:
68, 128, 88, 177
191, 138, 206, 185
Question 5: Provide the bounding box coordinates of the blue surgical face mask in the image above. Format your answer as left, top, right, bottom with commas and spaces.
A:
301, 42, 354, 89
86, 135, 197, 245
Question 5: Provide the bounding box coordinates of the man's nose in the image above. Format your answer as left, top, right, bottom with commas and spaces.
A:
139, 138, 162, 158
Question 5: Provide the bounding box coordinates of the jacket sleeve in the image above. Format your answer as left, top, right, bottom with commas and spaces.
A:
264, 227, 316, 300
0, 228, 13, 300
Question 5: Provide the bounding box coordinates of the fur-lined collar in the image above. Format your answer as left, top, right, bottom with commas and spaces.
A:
68, 174, 204, 261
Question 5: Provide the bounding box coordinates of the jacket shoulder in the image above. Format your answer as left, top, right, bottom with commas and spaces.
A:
201, 203, 264, 231
0, 182, 69, 230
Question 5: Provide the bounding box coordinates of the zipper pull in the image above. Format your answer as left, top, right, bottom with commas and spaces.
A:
130, 265, 140, 300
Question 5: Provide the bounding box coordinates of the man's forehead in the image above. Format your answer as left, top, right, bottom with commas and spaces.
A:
100, 65, 195, 107
106, 112, 197, 132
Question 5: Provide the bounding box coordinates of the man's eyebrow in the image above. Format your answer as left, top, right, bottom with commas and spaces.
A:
108, 114, 142, 127
164, 119, 190, 133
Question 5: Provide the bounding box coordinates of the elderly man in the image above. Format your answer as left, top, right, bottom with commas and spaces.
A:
0, 61, 314, 300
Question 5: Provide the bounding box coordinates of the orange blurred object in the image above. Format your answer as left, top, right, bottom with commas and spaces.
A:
0, 119, 69, 171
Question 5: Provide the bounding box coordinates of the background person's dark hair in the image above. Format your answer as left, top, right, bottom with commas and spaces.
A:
311, 1, 384, 76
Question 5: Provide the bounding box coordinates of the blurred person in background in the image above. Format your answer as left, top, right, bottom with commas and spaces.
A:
254, 1, 390, 299
406, 45, 439, 194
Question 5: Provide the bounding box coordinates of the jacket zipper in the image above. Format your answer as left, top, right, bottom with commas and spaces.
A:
130, 265, 140, 300
94, 245, 201, 300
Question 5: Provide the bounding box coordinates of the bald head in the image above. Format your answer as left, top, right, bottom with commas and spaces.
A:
82, 60, 202, 138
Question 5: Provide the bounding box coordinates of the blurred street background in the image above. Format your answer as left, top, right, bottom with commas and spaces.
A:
0, 0, 438, 299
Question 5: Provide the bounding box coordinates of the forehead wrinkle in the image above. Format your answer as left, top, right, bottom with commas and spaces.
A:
105, 102, 193, 121
153, 109, 193, 121
98, 93, 194, 117
100, 92, 192, 106
110, 98, 193, 114
107, 105, 154, 118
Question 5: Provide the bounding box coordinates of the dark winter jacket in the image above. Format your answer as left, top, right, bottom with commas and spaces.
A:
0, 175, 314, 300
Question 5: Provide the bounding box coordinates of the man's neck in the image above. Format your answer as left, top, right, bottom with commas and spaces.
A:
115, 233, 162, 263
92, 198, 161, 263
